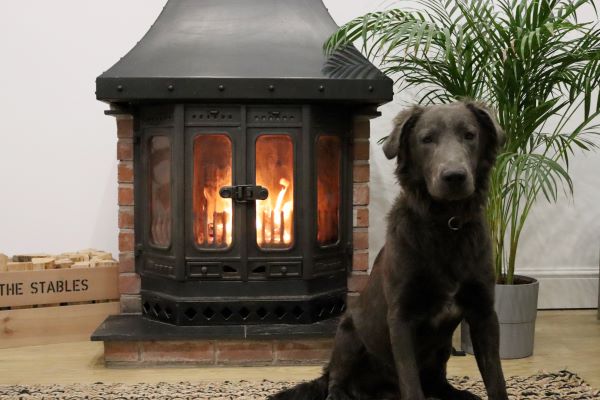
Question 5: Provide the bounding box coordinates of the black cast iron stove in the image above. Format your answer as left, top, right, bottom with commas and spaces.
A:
96, 0, 392, 329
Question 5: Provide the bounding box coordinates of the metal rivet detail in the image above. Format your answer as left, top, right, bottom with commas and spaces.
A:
368, 85, 374, 92
117, 85, 123, 92
201, 266, 208, 274
218, 85, 225, 91
318, 85, 325, 92
167, 84, 174, 92
268, 85, 275, 92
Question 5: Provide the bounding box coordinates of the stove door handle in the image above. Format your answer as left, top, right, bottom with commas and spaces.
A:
219, 185, 269, 202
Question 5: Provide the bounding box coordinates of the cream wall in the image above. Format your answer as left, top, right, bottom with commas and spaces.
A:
0, 1, 597, 308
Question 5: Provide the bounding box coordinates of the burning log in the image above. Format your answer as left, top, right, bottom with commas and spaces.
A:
221, 211, 228, 245
270, 209, 275, 244
280, 210, 285, 243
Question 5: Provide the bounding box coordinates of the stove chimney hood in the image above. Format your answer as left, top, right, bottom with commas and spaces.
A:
96, 0, 393, 104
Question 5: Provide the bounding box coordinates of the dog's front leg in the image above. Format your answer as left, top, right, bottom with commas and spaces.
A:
387, 310, 427, 400
467, 311, 508, 400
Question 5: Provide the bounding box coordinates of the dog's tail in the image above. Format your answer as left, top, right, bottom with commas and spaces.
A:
267, 372, 328, 400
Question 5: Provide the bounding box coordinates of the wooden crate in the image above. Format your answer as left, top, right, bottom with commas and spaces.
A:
0, 267, 120, 349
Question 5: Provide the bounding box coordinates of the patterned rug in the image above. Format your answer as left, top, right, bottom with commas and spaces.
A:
0, 370, 598, 399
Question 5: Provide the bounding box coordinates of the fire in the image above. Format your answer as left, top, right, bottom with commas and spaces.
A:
273, 178, 289, 224
257, 178, 293, 246
202, 188, 232, 246
193, 133, 294, 249
193, 135, 233, 248
255, 135, 294, 248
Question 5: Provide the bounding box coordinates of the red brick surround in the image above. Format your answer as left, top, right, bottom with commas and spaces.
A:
110, 114, 371, 365
105, 339, 333, 366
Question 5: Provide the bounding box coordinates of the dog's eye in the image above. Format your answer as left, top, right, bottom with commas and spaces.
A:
465, 132, 476, 140
421, 136, 433, 144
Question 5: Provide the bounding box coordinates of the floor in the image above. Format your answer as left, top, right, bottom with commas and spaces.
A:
0, 310, 598, 388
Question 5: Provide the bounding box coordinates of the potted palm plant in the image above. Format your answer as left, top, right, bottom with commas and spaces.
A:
326, 0, 600, 358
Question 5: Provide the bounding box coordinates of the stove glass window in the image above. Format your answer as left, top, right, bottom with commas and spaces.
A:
255, 134, 294, 249
193, 134, 233, 249
149, 136, 172, 247
317, 135, 341, 246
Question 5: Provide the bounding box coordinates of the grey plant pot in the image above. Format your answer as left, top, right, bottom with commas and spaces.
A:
461, 275, 539, 359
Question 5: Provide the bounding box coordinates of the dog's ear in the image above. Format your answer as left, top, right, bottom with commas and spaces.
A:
382, 107, 423, 160
465, 101, 506, 149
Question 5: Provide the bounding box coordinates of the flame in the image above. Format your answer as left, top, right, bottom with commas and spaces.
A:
201, 187, 232, 246
193, 134, 296, 249
273, 178, 289, 228
255, 136, 294, 248
275, 178, 289, 212
256, 178, 294, 246
193, 135, 233, 247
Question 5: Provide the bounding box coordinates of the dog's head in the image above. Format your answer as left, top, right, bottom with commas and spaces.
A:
383, 101, 504, 201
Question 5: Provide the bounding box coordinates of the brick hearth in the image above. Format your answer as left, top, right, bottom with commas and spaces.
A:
105, 339, 334, 366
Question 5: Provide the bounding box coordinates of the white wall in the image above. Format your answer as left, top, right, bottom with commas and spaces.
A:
0, 1, 597, 308
0, 1, 166, 256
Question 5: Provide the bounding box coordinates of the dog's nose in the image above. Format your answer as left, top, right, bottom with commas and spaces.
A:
442, 169, 467, 184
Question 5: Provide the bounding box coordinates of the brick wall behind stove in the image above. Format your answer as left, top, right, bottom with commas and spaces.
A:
113, 115, 371, 314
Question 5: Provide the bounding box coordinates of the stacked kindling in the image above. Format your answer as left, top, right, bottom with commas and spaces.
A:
0, 249, 117, 273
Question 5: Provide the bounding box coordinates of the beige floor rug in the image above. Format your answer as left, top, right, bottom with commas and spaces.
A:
0, 370, 598, 399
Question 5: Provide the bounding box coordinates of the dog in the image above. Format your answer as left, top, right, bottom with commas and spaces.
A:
269, 101, 509, 400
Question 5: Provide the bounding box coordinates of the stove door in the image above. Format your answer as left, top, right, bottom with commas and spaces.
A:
316, 135, 342, 247
254, 134, 295, 250
139, 125, 178, 279
184, 127, 244, 280
148, 135, 173, 248
246, 128, 302, 280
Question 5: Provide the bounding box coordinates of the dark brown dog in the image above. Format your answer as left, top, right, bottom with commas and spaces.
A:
269, 101, 508, 400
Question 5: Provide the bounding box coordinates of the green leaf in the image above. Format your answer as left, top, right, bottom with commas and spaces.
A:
325, 0, 600, 280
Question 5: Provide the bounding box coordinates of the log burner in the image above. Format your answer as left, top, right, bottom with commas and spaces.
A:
133, 104, 355, 326
94, 0, 392, 334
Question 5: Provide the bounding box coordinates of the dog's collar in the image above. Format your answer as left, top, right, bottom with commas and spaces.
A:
447, 216, 463, 231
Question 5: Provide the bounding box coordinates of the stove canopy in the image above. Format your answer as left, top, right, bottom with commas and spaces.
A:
96, 0, 393, 104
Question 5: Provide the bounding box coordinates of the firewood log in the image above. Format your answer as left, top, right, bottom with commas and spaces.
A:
55, 259, 75, 269
71, 261, 91, 269
0, 253, 7, 272
32, 257, 56, 270
12, 253, 50, 262
7, 262, 33, 271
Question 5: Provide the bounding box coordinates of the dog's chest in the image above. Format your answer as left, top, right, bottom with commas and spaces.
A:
429, 289, 462, 327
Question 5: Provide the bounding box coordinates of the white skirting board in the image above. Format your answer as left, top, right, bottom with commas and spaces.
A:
516, 267, 599, 309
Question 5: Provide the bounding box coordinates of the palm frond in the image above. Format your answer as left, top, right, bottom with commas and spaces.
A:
326, 0, 600, 282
